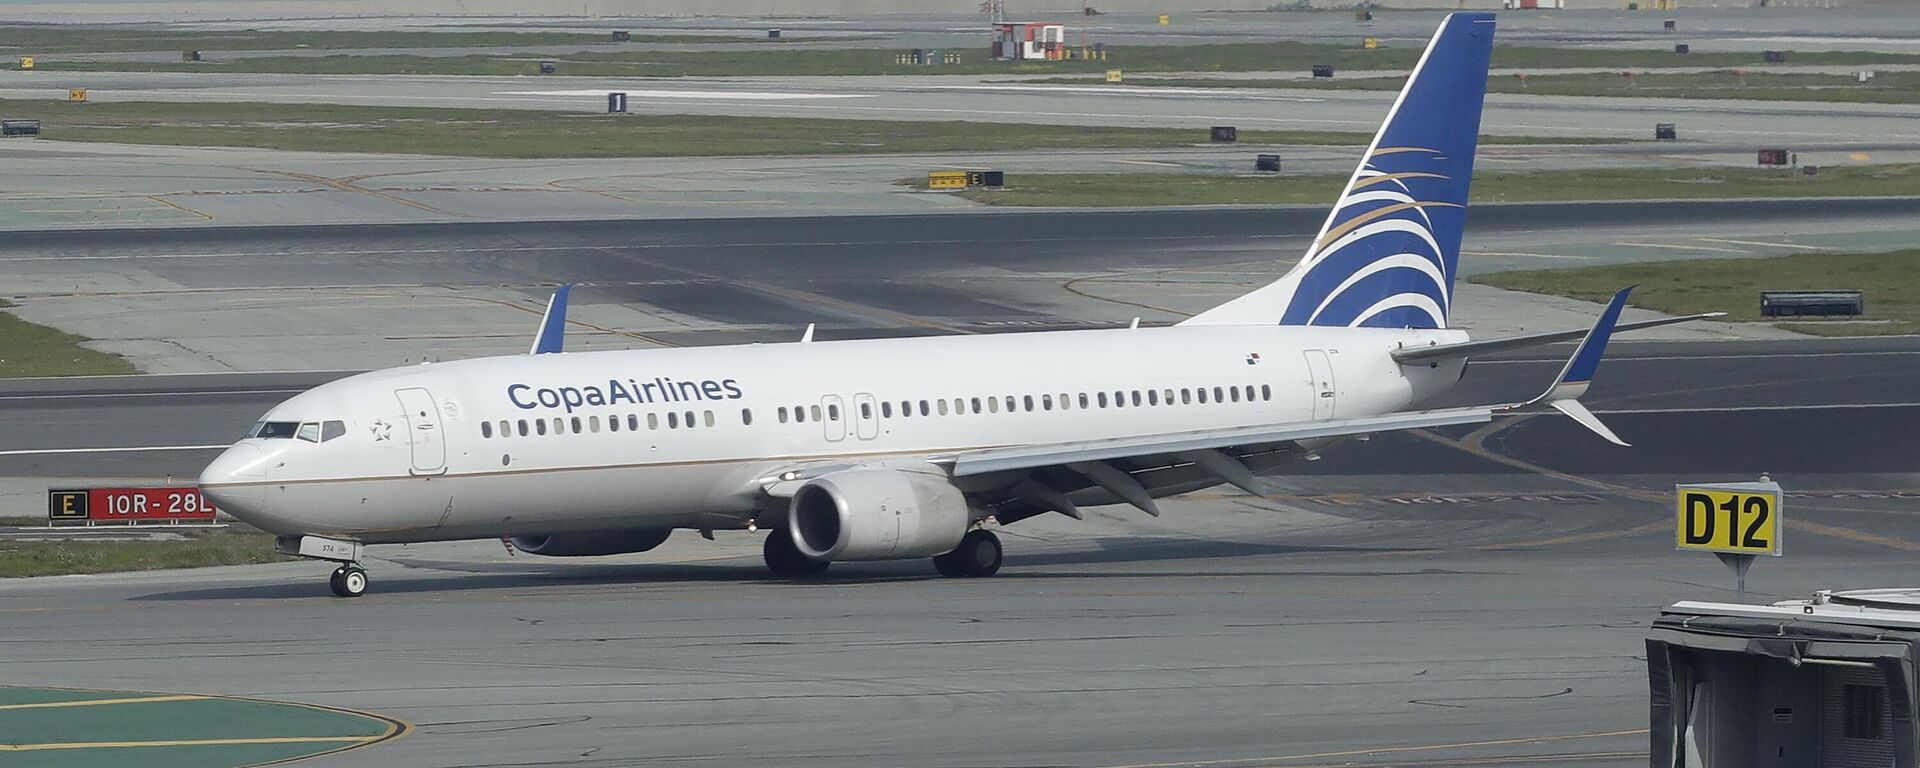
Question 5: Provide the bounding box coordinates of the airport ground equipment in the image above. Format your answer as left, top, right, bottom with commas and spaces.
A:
1758, 149, 1791, 167
2, 119, 40, 138
1255, 154, 1281, 173
1675, 43, 1690, 54
1656, 123, 1678, 140
1762, 291, 1864, 317
1311, 64, 1335, 78
1650, 591, 1920, 768
1211, 126, 1237, 143
992, 21, 1066, 61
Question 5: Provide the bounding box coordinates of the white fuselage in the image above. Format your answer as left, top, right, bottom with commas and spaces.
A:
200, 324, 1467, 543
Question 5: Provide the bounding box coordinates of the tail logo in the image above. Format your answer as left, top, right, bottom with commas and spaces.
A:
1281, 146, 1464, 330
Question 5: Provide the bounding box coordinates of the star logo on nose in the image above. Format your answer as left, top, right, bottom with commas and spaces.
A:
370, 420, 393, 442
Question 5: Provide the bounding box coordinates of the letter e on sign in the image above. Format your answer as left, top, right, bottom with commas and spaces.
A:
1675, 482, 1782, 556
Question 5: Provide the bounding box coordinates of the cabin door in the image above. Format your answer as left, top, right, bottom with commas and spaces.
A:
1303, 350, 1336, 420
394, 387, 448, 475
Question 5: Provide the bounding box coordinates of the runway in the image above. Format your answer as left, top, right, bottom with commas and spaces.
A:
3, 336, 1918, 767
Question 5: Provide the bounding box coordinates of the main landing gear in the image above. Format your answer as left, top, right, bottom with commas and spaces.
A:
763, 529, 830, 577
932, 530, 1002, 578
328, 564, 369, 598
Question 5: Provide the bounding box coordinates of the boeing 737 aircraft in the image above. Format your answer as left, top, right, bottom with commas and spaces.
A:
200, 13, 1716, 597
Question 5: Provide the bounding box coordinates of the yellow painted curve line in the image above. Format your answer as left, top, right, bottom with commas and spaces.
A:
0, 694, 203, 710
0, 735, 378, 752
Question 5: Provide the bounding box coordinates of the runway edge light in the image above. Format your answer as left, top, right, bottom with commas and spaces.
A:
1675, 477, 1783, 603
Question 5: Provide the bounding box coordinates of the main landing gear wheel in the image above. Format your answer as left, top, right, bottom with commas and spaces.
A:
763, 530, 829, 577
933, 530, 1002, 578
329, 564, 368, 598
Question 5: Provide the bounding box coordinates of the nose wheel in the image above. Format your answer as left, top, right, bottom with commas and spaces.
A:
933, 530, 1002, 578
328, 564, 368, 598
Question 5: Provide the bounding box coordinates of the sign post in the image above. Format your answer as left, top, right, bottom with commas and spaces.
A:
1675, 480, 1782, 602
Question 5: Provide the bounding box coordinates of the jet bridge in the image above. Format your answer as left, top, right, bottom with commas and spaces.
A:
1649, 590, 1920, 768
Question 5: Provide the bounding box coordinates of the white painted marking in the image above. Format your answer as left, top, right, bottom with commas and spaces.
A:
1462, 250, 1591, 260
0, 445, 226, 457
1592, 402, 1920, 414
493, 89, 871, 100
1609, 241, 1750, 254
1698, 237, 1827, 251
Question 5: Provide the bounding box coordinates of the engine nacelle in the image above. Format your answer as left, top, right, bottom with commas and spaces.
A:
789, 469, 970, 561
510, 529, 672, 557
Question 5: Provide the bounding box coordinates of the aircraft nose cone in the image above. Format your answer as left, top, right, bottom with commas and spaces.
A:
199, 443, 269, 524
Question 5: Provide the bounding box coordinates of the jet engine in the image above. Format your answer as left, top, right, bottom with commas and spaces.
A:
510, 529, 672, 557
789, 469, 970, 561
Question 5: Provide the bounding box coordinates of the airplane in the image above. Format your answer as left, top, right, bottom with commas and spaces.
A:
198, 12, 1718, 597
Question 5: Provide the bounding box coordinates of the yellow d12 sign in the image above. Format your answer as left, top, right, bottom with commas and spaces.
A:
1676, 482, 1782, 556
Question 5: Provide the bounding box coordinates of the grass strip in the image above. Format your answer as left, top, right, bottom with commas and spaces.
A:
1471, 249, 1920, 337
24, 41, 1916, 77
1052, 69, 1920, 105
908, 165, 1920, 207
0, 98, 1618, 157
1, 26, 729, 55
0, 299, 138, 377
0, 530, 295, 577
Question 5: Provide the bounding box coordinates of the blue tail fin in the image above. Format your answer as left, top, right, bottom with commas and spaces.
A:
1182, 12, 1495, 329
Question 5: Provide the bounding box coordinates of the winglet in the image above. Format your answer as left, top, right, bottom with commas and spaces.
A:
1507, 285, 1633, 446
530, 284, 571, 355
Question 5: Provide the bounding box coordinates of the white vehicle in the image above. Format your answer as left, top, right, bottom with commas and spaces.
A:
200, 13, 1712, 597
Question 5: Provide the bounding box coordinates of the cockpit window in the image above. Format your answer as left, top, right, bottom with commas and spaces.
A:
251, 421, 300, 439
251, 420, 346, 442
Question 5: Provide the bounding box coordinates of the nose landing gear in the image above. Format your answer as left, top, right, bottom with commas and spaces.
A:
328, 564, 369, 598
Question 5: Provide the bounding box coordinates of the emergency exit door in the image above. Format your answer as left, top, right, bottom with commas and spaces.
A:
394, 387, 447, 475
1304, 350, 1336, 420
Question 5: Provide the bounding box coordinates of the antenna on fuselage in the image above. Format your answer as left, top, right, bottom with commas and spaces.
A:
800, 323, 815, 343
1128, 317, 1140, 329
530, 284, 571, 355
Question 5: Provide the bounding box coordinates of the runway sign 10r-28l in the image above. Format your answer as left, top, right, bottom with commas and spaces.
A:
1675, 482, 1783, 556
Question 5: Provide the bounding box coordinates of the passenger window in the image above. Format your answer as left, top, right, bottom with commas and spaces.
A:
938, 400, 949, 416
1244, 385, 1256, 402
1097, 392, 1109, 408
648, 413, 660, 430
497, 420, 510, 438
481, 421, 493, 439
685, 411, 696, 428
518, 419, 529, 436
1164, 389, 1175, 404
536, 419, 548, 435
1078, 393, 1089, 409
810, 405, 823, 422
322, 420, 346, 442
1213, 386, 1225, 402
1131, 391, 1142, 407
1004, 396, 1016, 413
1147, 390, 1158, 406
704, 411, 715, 428
795, 406, 807, 423
570, 416, 582, 434
1114, 390, 1126, 407
987, 397, 999, 414
778, 406, 789, 423
551, 418, 563, 435
1023, 395, 1034, 412
1042, 394, 1053, 411
859, 403, 871, 419
917, 401, 929, 417
1181, 389, 1192, 405
828, 404, 841, 420
882, 401, 893, 418
971, 397, 983, 414
589, 416, 601, 433
1198, 388, 1209, 404
627, 414, 638, 431
1230, 387, 1241, 403
1261, 384, 1272, 401
742, 408, 754, 426
668, 412, 679, 429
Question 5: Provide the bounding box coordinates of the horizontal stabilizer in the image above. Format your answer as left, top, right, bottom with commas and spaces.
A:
1495, 285, 1636, 445
1392, 311, 1724, 364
